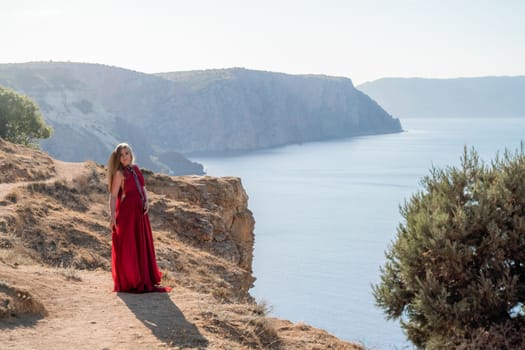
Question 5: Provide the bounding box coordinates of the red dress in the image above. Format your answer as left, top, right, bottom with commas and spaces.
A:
111, 165, 170, 293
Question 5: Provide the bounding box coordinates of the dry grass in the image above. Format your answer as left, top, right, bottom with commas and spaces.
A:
293, 322, 312, 331
70, 165, 105, 195
0, 245, 34, 267
25, 179, 90, 212
4, 189, 19, 203
0, 280, 47, 319
0, 140, 56, 183
201, 306, 282, 349
212, 286, 233, 302
249, 316, 282, 349
160, 269, 177, 287
56, 265, 82, 282
252, 299, 273, 316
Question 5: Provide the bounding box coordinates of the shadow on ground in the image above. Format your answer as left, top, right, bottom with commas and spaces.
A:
118, 292, 208, 348
0, 314, 45, 330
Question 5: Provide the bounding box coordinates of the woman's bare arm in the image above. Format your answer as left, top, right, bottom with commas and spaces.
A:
109, 170, 123, 228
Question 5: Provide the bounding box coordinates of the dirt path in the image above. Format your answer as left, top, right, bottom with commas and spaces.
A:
0, 159, 88, 196
0, 264, 210, 350
0, 159, 89, 217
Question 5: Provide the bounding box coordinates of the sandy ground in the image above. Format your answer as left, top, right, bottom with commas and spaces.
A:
0, 264, 211, 350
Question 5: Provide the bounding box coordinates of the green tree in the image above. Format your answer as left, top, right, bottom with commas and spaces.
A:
373, 147, 525, 349
0, 85, 52, 146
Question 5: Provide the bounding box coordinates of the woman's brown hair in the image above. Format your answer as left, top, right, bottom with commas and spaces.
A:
107, 143, 134, 192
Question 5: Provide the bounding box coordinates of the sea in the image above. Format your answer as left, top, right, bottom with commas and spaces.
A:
191, 118, 525, 349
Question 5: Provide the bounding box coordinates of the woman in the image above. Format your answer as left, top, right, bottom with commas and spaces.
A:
107, 143, 171, 293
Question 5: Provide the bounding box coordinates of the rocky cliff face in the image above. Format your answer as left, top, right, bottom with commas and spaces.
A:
0, 62, 401, 169
145, 173, 255, 270
145, 172, 256, 296
156, 68, 402, 155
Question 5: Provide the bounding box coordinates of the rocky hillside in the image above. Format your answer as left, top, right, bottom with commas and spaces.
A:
358, 76, 525, 118
0, 62, 401, 170
0, 62, 204, 175
0, 138, 362, 349
156, 68, 402, 155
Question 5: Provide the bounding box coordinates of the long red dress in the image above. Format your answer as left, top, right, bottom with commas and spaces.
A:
111, 165, 170, 293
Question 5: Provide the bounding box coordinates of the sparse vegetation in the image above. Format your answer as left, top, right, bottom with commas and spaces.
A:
160, 269, 177, 287
0, 139, 56, 183
212, 286, 233, 302
252, 299, 273, 316
0, 247, 34, 266
249, 316, 281, 349
0, 230, 34, 266
26, 179, 89, 212
4, 189, 19, 203
0, 280, 46, 319
71, 163, 105, 195
56, 265, 82, 282
201, 307, 282, 349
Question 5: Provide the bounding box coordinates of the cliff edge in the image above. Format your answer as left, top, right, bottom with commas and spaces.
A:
0, 138, 362, 349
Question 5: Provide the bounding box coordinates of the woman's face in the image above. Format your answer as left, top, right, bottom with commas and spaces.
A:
119, 147, 132, 167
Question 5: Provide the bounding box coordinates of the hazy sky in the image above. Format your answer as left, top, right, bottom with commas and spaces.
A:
2, 0, 523, 84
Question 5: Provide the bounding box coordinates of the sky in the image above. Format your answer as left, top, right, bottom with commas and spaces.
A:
1, 0, 524, 85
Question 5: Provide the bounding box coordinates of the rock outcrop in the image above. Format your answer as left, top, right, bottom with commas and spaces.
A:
144, 171, 256, 297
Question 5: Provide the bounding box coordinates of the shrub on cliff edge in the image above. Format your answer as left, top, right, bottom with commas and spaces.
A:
373, 146, 525, 349
0, 85, 51, 146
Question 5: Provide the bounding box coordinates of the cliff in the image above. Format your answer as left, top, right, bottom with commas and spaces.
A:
0, 139, 362, 349
156, 68, 402, 155
358, 76, 525, 118
0, 62, 401, 170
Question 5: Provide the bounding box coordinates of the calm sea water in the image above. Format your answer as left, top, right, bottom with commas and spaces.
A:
191, 118, 525, 349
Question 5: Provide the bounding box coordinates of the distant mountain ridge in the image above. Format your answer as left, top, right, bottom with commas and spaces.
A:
0, 62, 401, 172
358, 76, 525, 118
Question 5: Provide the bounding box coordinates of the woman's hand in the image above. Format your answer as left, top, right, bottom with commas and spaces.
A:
110, 215, 116, 229
143, 200, 149, 215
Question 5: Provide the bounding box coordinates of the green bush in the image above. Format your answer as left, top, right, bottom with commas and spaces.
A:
0, 85, 51, 146
373, 146, 525, 349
